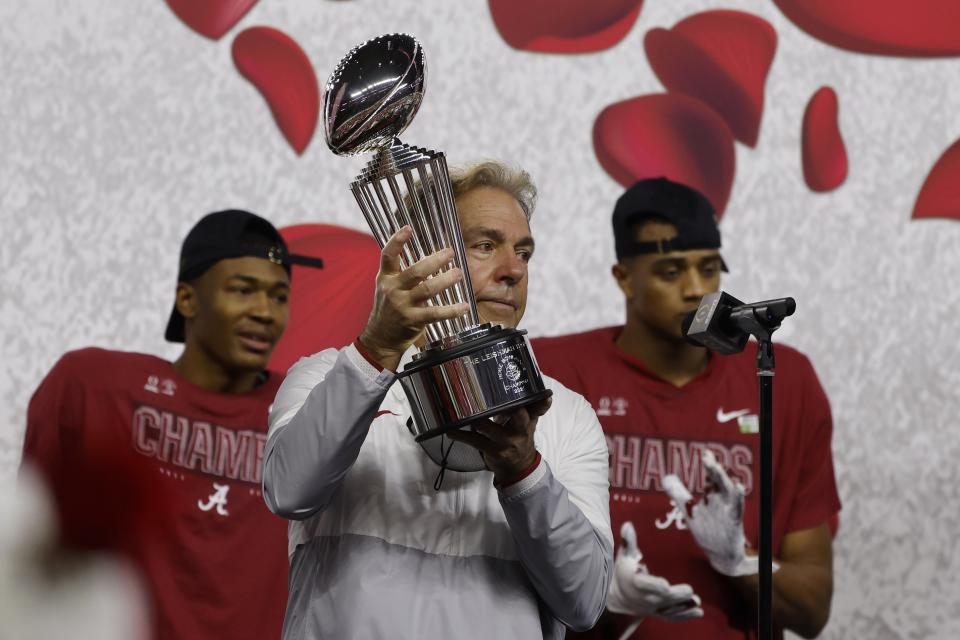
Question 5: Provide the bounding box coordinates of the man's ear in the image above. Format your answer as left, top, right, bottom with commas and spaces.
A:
611, 262, 634, 299
175, 282, 199, 320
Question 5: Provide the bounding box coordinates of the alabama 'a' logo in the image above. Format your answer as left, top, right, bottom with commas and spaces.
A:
655, 500, 688, 530
198, 483, 231, 516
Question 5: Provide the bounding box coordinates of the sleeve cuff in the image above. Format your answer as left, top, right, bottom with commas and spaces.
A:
345, 342, 395, 388
353, 337, 384, 370
497, 454, 547, 498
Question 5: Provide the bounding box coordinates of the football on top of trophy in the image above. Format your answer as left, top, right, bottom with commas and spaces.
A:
323, 33, 426, 156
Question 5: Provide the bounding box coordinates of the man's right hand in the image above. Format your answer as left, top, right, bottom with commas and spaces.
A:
359, 226, 470, 371
606, 522, 704, 626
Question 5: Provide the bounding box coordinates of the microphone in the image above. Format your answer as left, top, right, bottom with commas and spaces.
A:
684, 292, 796, 354
729, 298, 796, 328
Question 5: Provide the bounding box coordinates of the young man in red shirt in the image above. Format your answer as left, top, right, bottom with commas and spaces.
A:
532, 178, 840, 639
21, 210, 321, 640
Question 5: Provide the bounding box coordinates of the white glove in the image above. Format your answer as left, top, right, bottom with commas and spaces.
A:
662, 449, 777, 577
607, 522, 704, 624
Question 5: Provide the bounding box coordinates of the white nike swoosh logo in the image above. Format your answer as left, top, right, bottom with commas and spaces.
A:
716, 408, 750, 423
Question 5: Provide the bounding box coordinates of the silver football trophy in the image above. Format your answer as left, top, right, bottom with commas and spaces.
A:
322, 33, 551, 442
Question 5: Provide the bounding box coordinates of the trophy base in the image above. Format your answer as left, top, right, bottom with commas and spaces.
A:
398, 325, 552, 441
409, 389, 553, 442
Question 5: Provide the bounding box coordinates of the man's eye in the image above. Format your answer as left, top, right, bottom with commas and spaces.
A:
517, 250, 532, 262
228, 286, 253, 295
474, 241, 494, 252
659, 269, 680, 280
274, 293, 289, 304
701, 261, 723, 277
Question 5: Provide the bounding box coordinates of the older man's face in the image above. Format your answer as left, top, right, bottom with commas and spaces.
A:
456, 186, 534, 329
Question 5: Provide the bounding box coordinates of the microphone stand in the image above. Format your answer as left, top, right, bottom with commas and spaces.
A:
685, 292, 795, 640
733, 313, 781, 640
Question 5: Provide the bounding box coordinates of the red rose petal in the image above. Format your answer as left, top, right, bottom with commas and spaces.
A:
912, 138, 960, 221
801, 87, 848, 192
269, 224, 382, 373
645, 10, 777, 147
165, 0, 258, 40
232, 27, 320, 155
489, 0, 644, 53
773, 0, 960, 57
593, 93, 736, 218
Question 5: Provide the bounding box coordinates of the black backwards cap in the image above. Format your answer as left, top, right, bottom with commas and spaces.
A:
164, 209, 324, 343
612, 177, 727, 271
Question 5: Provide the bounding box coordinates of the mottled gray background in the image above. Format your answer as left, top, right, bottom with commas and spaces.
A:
1, 1, 958, 637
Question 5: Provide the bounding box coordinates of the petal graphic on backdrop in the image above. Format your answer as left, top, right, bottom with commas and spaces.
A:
593, 93, 736, 218
912, 139, 960, 221
232, 27, 320, 155
165, 0, 259, 40
802, 87, 848, 192
645, 10, 777, 147
772, 0, 960, 57
269, 224, 382, 373
488, 0, 644, 53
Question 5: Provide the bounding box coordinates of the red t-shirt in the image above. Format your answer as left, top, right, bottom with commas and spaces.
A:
531, 327, 841, 640
22, 348, 289, 640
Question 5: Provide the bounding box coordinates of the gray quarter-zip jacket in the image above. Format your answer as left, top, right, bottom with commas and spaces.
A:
263, 344, 613, 639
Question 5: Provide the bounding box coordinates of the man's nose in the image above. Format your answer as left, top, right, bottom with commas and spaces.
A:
494, 250, 526, 284
248, 292, 275, 323
682, 269, 710, 300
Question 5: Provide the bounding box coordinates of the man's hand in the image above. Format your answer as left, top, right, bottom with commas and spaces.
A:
359, 226, 470, 371
607, 522, 704, 625
445, 395, 552, 485
662, 450, 776, 577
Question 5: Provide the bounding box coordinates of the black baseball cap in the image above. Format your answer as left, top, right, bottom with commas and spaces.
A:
164, 209, 324, 343
612, 177, 727, 271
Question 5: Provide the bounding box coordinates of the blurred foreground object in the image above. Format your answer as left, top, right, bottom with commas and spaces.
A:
0, 466, 149, 640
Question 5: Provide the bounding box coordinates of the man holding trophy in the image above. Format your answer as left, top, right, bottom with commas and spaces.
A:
262, 35, 612, 640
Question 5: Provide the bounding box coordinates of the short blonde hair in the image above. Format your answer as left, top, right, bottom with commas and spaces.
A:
449, 161, 537, 221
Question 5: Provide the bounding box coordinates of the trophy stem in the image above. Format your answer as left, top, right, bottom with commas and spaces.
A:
371, 177, 456, 338
356, 183, 444, 343
348, 141, 482, 343
408, 164, 467, 334
353, 187, 389, 246
391, 169, 465, 336
417, 164, 469, 331
433, 155, 480, 326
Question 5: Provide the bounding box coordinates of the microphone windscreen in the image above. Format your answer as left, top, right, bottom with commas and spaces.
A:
784, 297, 797, 317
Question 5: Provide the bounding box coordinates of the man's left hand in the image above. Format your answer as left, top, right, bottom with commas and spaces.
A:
446, 395, 552, 485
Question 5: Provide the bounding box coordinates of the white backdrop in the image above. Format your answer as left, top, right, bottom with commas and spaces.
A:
2, 1, 959, 638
